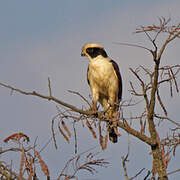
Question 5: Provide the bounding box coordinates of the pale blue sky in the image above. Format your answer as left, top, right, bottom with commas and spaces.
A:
0, 0, 180, 179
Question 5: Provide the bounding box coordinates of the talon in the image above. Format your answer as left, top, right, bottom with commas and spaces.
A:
86, 106, 98, 117
93, 112, 98, 118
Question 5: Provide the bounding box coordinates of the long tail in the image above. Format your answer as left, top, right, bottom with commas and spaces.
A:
107, 106, 119, 143
108, 126, 118, 143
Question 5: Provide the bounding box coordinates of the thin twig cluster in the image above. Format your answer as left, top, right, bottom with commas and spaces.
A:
57, 150, 109, 180
1, 133, 50, 179
136, 17, 180, 35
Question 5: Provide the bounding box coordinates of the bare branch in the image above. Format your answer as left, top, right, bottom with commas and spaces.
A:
170, 68, 179, 93
129, 68, 144, 87
112, 42, 152, 52
129, 67, 150, 109
121, 135, 130, 180
57, 149, 109, 179
167, 168, 180, 176
48, 77, 52, 97
156, 89, 168, 116
121, 155, 129, 180
154, 114, 180, 127
0, 147, 34, 155
0, 82, 94, 116
51, 115, 58, 149
117, 121, 154, 146
121, 136, 145, 180
73, 122, 78, 154
130, 168, 145, 180
58, 121, 70, 143
144, 170, 151, 180
68, 90, 91, 108
129, 81, 144, 96
157, 30, 180, 61
86, 120, 97, 139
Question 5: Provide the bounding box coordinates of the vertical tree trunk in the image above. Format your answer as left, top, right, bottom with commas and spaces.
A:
147, 60, 168, 179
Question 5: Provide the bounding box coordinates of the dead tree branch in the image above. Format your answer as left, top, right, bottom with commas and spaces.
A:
0, 82, 94, 116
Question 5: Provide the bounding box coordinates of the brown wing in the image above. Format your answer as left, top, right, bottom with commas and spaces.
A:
87, 65, 90, 85
110, 60, 122, 101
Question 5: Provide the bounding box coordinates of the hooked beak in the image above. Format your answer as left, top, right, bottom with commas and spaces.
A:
81, 51, 85, 56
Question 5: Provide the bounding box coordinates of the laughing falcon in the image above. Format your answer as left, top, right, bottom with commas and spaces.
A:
81, 43, 122, 143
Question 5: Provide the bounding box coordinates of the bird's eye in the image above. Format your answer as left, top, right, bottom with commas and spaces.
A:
86, 48, 94, 54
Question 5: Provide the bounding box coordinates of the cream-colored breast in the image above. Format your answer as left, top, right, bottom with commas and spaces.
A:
88, 57, 117, 95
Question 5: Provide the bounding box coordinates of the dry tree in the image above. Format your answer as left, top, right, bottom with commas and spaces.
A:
1, 133, 108, 180
0, 17, 180, 179
115, 17, 180, 179
1, 133, 50, 180
57, 149, 109, 180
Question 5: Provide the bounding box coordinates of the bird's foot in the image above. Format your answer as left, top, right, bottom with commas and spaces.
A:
85, 107, 98, 117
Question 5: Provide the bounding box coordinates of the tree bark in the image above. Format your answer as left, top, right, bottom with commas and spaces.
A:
147, 60, 168, 179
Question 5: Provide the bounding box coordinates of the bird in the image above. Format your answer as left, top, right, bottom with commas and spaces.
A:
81, 43, 122, 143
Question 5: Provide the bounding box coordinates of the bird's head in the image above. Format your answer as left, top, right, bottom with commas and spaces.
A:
81, 43, 108, 59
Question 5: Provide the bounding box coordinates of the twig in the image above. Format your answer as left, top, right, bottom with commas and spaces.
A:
48, 77, 52, 97
39, 136, 54, 153
156, 89, 167, 116
129, 68, 144, 87
0, 147, 34, 155
121, 135, 130, 180
170, 68, 179, 93
51, 115, 58, 149
167, 168, 180, 176
154, 114, 180, 127
144, 170, 151, 180
68, 90, 91, 107
121, 156, 129, 180
130, 168, 145, 180
73, 122, 78, 154
113, 42, 152, 53
57, 148, 108, 179
117, 120, 154, 146
58, 121, 70, 143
